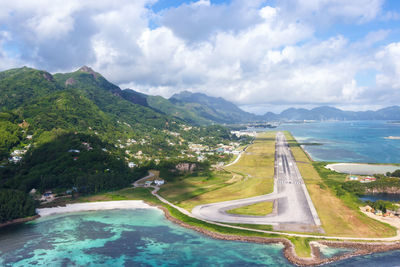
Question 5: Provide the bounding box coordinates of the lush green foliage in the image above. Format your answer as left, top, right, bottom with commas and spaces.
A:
342, 178, 400, 195
1, 133, 144, 194
0, 66, 237, 223
365, 200, 396, 213
0, 189, 36, 223
387, 169, 400, 178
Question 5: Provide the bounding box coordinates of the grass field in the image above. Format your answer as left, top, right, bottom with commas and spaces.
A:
226, 201, 274, 216
284, 131, 397, 238
158, 131, 276, 211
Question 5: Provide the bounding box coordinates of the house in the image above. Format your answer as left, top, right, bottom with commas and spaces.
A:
40, 191, 55, 202
154, 179, 165, 186
144, 181, 152, 187
364, 176, 377, 182
349, 175, 358, 181
9, 156, 22, 163
11, 150, 26, 156
29, 188, 37, 195
128, 162, 137, 168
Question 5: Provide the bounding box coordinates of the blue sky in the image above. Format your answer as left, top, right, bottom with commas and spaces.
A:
1, 0, 400, 113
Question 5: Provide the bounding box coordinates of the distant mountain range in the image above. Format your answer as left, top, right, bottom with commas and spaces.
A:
119, 89, 400, 124
1, 65, 399, 130
262, 106, 400, 121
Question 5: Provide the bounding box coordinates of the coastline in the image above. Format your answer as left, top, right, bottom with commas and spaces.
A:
0, 215, 40, 229
154, 203, 400, 266
5, 199, 400, 266
36, 200, 158, 217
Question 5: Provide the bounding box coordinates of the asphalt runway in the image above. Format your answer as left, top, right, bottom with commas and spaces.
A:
192, 132, 321, 228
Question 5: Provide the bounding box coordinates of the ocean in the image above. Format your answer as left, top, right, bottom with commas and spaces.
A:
272, 121, 400, 163
1, 208, 400, 267
2, 121, 400, 266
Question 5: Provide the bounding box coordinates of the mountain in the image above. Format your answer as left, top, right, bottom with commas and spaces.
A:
0, 66, 234, 197
117, 89, 259, 125
0, 66, 241, 223
265, 106, 400, 121
169, 91, 258, 124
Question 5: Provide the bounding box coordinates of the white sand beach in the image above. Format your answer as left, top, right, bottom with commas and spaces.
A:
326, 163, 399, 175
37, 200, 157, 217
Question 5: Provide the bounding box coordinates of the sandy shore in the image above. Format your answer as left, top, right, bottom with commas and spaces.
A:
36, 200, 157, 217
326, 163, 399, 175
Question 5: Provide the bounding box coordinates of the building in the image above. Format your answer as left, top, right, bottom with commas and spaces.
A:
68, 149, 80, 153
154, 180, 165, 186
144, 181, 152, 187
349, 175, 358, 181
128, 162, 137, 168
9, 156, 22, 163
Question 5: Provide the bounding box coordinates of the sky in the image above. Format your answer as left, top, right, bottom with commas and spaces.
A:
1, 0, 400, 114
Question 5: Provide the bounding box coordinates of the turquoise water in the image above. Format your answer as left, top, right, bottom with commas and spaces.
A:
273, 121, 400, 163
1, 209, 400, 266
0, 209, 289, 266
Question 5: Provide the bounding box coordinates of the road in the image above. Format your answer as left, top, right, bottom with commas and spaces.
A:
132, 133, 400, 240
191, 132, 321, 230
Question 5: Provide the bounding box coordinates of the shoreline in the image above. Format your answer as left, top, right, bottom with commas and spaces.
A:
0, 215, 40, 229
4, 199, 400, 266
154, 203, 400, 266
36, 200, 158, 217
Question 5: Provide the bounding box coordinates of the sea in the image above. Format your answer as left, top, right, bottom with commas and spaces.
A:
2, 121, 400, 266
271, 120, 400, 163
1, 209, 400, 267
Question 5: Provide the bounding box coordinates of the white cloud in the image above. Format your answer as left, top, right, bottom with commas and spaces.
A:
0, 0, 399, 112
375, 42, 400, 104
277, 0, 384, 24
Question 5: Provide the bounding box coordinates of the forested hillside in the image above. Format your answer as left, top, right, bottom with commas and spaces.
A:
0, 66, 237, 223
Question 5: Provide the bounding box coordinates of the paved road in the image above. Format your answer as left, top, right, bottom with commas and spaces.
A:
192, 132, 321, 228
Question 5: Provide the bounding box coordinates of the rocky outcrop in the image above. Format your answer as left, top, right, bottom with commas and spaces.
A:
42, 72, 54, 81
65, 77, 76, 86
175, 163, 197, 173
365, 187, 400, 194
79, 65, 99, 79
0, 215, 40, 229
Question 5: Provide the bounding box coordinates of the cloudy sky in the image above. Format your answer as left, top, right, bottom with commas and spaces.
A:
1, 0, 400, 113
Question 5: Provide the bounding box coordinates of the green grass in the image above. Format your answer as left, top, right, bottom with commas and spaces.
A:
284, 131, 397, 238
225, 223, 273, 231
165, 132, 276, 210
226, 201, 274, 216
288, 237, 313, 258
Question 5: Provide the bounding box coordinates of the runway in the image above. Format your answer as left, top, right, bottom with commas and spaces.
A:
192, 132, 321, 230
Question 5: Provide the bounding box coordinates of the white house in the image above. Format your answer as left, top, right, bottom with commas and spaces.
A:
9, 156, 22, 163
154, 180, 165, 186
128, 162, 137, 168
